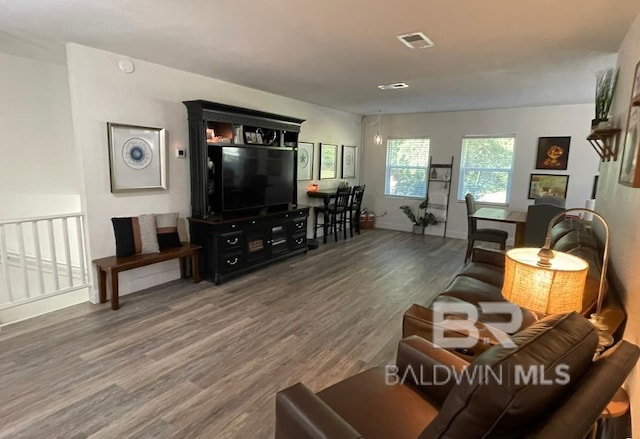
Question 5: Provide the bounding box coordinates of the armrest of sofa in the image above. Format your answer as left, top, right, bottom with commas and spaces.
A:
275, 383, 363, 439
471, 247, 506, 268
396, 336, 470, 405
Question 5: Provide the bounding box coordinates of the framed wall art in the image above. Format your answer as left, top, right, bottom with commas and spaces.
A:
535, 136, 570, 170
107, 123, 167, 192
528, 174, 569, 200
341, 145, 357, 178
297, 141, 314, 181
319, 143, 337, 180
619, 60, 640, 187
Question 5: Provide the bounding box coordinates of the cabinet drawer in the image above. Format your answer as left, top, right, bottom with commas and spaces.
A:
219, 253, 244, 274
291, 232, 307, 250
220, 231, 243, 251
292, 218, 307, 232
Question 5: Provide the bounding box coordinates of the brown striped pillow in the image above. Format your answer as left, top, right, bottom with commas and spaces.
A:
111, 214, 160, 257
155, 212, 182, 249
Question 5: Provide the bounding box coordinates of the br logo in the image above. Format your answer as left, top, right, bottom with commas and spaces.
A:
431, 302, 524, 349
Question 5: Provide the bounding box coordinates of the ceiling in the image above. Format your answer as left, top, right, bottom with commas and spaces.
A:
0, 0, 638, 115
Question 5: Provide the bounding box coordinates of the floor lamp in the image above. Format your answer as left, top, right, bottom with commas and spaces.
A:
502, 208, 613, 350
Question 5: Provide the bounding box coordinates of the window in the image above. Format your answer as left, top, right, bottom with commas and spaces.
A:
385, 138, 430, 198
458, 136, 516, 203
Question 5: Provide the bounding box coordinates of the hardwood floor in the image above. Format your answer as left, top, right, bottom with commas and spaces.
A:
0, 229, 466, 438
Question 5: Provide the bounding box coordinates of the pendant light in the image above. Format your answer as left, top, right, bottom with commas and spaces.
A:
374, 111, 383, 145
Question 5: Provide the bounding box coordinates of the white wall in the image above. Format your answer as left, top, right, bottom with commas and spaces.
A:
0, 51, 80, 219
361, 105, 600, 241
65, 43, 361, 301
596, 11, 640, 434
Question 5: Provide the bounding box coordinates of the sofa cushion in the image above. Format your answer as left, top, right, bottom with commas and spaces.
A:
111, 214, 160, 257
551, 224, 607, 314
441, 276, 504, 303
457, 262, 505, 288
420, 313, 598, 439
549, 219, 584, 246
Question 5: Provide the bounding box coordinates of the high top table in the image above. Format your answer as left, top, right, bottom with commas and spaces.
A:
470, 207, 527, 247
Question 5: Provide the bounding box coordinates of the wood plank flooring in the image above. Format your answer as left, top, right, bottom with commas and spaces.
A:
0, 229, 466, 438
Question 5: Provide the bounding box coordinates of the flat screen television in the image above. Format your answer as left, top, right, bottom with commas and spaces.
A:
220, 145, 295, 212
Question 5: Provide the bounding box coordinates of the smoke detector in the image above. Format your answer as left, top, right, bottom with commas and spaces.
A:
377, 82, 409, 90
397, 32, 434, 49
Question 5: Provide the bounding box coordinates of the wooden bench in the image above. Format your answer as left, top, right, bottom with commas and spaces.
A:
93, 243, 201, 310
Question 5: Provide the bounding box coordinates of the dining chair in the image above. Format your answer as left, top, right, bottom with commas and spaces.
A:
534, 196, 566, 207
347, 185, 365, 237
524, 204, 566, 247
464, 193, 508, 262
313, 186, 352, 242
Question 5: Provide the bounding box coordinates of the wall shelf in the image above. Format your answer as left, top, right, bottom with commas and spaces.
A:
587, 128, 621, 162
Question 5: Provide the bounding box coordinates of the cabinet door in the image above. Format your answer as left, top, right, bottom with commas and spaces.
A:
270, 224, 289, 255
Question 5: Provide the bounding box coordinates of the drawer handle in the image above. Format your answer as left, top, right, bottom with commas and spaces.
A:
296, 223, 305, 229
226, 237, 239, 245
296, 238, 304, 244
227, 257, 239, 266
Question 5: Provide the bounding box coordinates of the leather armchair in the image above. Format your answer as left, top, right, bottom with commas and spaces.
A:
276, 313, 639, 439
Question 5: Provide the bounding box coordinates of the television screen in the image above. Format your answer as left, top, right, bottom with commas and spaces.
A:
221, 146, 294, 212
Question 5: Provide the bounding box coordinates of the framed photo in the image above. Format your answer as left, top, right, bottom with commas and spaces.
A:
535, 137, 570, 170
528, 174, 569, 200
341, 145, 357, 178
297, 142, 314, 181
107, 123, 166, 192
633, 60, 640, 102
319, 143, 338, 179
620, 61, 640, 187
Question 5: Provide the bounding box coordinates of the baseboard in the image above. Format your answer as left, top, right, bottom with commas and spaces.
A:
0, 287, 90, 328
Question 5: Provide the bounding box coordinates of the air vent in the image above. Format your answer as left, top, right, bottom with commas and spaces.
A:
397, 32, 434, 49
377, 82, 409, 90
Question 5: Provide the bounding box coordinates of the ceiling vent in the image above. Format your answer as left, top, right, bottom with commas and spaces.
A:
377, 82, 409, 90
397, 32, 434, 49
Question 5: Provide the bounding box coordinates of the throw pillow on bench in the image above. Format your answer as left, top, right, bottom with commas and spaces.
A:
111, 212, 182, 257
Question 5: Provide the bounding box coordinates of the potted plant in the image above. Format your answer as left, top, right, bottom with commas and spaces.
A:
593, 67, 619, 129
399, 198, 438, 234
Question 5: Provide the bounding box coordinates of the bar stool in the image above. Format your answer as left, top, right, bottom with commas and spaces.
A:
346, 185, 365, 237
313, 186, 351, 242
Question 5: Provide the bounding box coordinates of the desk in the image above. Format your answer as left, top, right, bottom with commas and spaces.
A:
470, 207, 527, 247
307, 190, 336, 243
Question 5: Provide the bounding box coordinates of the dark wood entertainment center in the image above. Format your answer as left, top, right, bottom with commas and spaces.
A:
183, 100, 308, 284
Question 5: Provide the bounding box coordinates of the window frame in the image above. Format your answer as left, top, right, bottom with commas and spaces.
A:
384, 137, 431, 199
457, 135, 516, 205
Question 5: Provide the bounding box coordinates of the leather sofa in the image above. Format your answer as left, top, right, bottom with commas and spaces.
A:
408, 219, 625, 339
276, 313, 640, 439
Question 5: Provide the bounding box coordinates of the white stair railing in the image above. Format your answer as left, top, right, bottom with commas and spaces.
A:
0, 213, 89, 309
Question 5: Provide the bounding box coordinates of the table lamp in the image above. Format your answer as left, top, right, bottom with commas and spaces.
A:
502, 208, 613, 350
